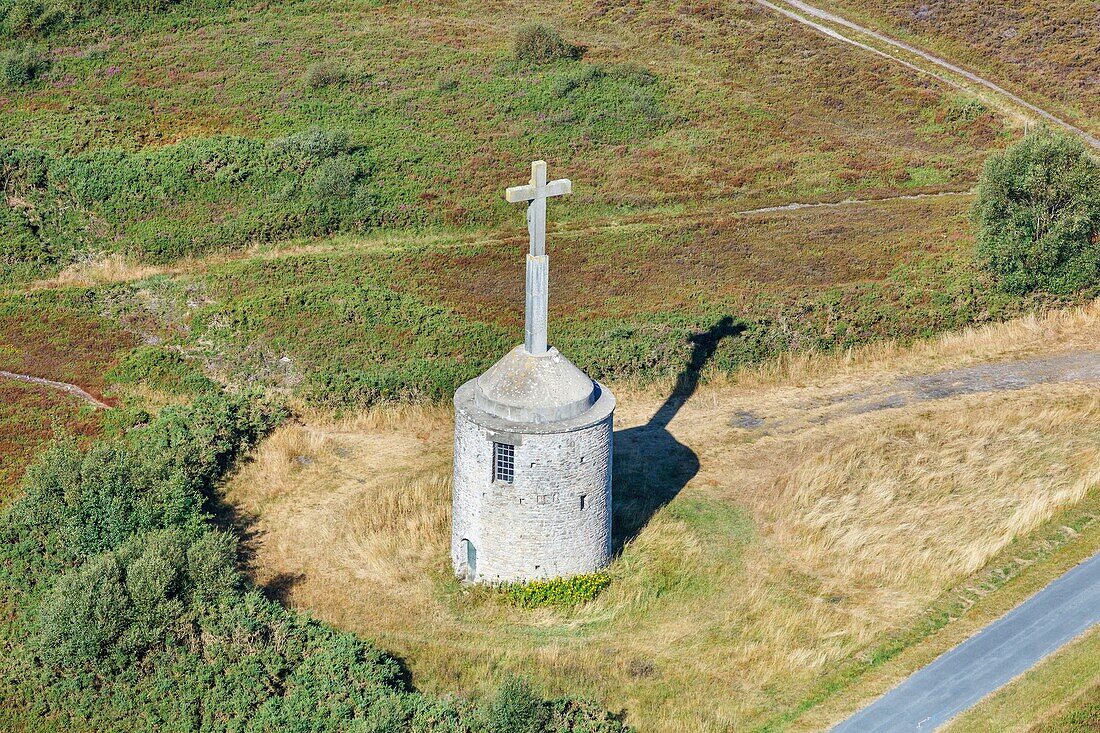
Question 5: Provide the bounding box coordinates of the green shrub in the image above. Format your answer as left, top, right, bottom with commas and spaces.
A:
973, 128, 1100, 294
33, 528, 240, 670
6, 392, 283, 571
269, 127, 350, 161
0, 389, 631, 732
1, 45, 48, 86
513, 23, 583, 64
499, 572, 612, 609
510, 61, 672, 147
305, 60, 347, 89
0, 130, 380, 275
488, 678, 550, 733
33, 553, 131, 670
107, 346, 217, 395
436, 73, 460, 92
0, 0, 203, 38
1, 0, 65, 36
310, 154, 363, 200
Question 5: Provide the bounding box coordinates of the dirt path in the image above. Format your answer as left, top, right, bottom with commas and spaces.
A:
754, 0, 1100, 151
732, 351, 1100, 433
0, 370, 112, 409
20, 188, 971, 292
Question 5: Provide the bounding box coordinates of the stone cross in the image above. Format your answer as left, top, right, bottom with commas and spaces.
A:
505, 160, 572, 355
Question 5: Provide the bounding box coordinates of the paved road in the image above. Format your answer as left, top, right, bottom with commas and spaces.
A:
754, 0, 1100, 152
831, 551, 1100, 731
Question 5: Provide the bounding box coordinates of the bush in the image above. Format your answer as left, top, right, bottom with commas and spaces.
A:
436, 73, 460, 92
0, 129, 376, 276
310, 154, 362, 200
107, 346, 217, 395
0, 389, 631, 732
1, 0, 193, 38
499, 572, 612, 609
269, 127, 350, 163
1, 45, 48, 86
33, 553, 131, 670
973, 128, 1100, 294
513, 23, 583, 64
488, 678, 549, 733
33, 528, 240, 669
1, 0, 65, 37
305, 60, 347, 89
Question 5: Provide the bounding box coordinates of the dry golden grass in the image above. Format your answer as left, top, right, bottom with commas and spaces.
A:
47, 253, 165, 287
223, 302, 1100, 732
772, 389, 1100, 608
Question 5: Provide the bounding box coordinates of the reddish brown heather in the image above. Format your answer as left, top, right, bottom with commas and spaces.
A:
0, 307, 138, 403
0, 381, 102, 498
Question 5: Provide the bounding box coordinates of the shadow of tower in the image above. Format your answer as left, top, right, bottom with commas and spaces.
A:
611, 316, 743, 554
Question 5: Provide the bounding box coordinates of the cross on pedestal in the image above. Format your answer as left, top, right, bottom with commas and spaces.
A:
505, 160, 572, 355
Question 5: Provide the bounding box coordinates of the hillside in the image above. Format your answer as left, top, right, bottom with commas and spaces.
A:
1, 0, 1098, 729
224, 303, 1100, 731
811, 0, 1100, 135
1, 0, 1014, 284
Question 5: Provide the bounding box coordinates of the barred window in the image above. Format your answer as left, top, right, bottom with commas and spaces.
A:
493, 442, 515, 483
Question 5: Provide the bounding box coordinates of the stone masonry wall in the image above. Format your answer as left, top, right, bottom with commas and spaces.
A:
451, 413, 613, 583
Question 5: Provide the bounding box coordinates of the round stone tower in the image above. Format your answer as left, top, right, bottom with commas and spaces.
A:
451, 160, 615, 584
452, 346, 615, 583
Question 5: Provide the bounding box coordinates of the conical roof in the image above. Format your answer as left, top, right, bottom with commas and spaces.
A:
472, 345, 597, 424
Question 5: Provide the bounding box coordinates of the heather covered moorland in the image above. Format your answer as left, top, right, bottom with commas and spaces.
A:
1, 0, 1099, 730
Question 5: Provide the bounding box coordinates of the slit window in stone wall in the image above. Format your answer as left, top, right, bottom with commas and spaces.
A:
580, 494, 587, 510
493, 442, 515, 483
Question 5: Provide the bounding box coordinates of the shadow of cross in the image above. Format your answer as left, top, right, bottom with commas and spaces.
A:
612, 316, 745, 554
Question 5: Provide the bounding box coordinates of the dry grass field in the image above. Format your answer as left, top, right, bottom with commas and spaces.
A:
224, 302, 1100, 732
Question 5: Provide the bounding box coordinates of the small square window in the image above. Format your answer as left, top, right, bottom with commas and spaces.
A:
493, 442, 515, 483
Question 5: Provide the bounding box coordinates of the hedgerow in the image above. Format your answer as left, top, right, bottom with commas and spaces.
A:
0, 390, 629, 732
0, 0, 230, 38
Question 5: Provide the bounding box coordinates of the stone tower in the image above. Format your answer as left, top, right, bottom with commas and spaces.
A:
451, 161, 615, 584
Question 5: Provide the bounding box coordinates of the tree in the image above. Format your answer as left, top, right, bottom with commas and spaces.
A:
973, 128, 1100, 294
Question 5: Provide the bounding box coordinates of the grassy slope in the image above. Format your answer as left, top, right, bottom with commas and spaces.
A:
809, 0, 1100, 135
0, 0, 1014, 283
944, 628, 1099, 733
223, 304, 1100, 732
0, 293, 138, 493
0, 292, 137, 398
65, 193, 1074, 409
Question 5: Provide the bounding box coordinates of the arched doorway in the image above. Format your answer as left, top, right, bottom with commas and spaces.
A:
462, 539, 477, 581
